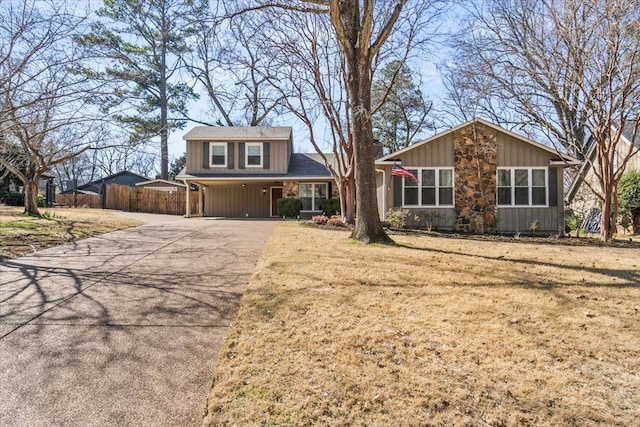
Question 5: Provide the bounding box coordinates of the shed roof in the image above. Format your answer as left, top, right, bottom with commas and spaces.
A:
182, 126, 292, 141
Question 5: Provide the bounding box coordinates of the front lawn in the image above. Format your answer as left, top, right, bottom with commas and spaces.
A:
203, 222, 640, 426
0, 207, 143, 260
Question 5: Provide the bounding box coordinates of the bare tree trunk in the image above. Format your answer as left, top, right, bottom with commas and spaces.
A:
24, 178, 40, 216
349, 65, 392, 243
344, 176, 356, 224
601, 188, 613, 241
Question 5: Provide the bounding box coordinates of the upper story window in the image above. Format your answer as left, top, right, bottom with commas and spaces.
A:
209, 142, 227, 168
402, 168, 454, 207
497, 167, 547, 207
246, 143, 263, 167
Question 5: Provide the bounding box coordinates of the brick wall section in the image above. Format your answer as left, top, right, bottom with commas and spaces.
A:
454, 123, 497, 233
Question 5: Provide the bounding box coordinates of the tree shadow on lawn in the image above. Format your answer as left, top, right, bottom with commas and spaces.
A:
393, 241, 640, 288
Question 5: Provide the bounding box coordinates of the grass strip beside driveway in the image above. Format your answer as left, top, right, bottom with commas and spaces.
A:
203, 222, 640, 426
0, 207, 143, 260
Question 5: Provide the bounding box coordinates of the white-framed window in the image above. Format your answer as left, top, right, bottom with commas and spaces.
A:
402, 168, 454, 207
245, 142, 263, 167
299, 182, 328, 211
497, 167, 547, 207
209, 142, 227, 167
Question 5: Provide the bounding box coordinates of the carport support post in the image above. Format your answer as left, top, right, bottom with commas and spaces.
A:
198, 185, 204, 216
185, 181, 191, 218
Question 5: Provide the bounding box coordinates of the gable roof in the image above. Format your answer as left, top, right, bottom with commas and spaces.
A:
287, 153, 334, 177
135, 179, 186, 188
182, 126, 292, 141
566, 123, 640, 202
375, 118, 580, 165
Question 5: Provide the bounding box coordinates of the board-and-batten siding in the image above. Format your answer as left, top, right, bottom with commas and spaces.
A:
381, 134, 456, 229
185, 140, 289, 174
397, 133, 454, 167
497, 133, 563, 232
498, 165, 564, 232
497, 207, 559, 233
497, 135, 550, 167
379, 126, 565, 232
205, 184, 272, 217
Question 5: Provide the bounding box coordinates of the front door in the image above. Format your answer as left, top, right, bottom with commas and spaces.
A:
270, 187, 283, 217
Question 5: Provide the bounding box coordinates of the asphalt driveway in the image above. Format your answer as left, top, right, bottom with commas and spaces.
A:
0, 213, 276, 426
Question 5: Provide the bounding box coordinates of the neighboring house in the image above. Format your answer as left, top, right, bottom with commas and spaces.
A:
375, 119, 579, 233
136, 179, 186, 192
176, 127, 336, 218
566, 124, 640, 219
60, 170, 150, 195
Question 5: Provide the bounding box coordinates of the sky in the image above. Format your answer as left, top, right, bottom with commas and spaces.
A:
167, 58, 449, 161
166, 4, 459, 163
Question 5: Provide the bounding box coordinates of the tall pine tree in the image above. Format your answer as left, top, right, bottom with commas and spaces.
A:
372, 60, 433, 154
78, 0, 203, 179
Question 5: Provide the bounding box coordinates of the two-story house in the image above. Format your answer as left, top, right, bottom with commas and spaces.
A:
176, 126, 335, 218
178, 119, 579, 233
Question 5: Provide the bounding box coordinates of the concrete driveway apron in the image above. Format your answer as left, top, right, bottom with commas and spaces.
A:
0, 214, 275, 426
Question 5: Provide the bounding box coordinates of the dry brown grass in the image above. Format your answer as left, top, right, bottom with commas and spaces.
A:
0, 206, 142, 260
203, 222, 640, 427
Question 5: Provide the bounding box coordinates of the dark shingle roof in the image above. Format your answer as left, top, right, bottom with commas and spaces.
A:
287, 153, 333, 177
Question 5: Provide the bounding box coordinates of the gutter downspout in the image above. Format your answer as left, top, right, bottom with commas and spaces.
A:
375, 168, 386, 221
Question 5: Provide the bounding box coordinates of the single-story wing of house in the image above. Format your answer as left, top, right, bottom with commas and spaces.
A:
177, 119, 579, 233
374, 118, 579, 233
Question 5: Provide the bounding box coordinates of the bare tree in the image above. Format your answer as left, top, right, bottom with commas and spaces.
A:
448, 0, 640, 240
53, 142, 157, 190
253, 11, 356, 222
240, 0, 441, 243
0, 0, 101, 215
182, 5, 285, 126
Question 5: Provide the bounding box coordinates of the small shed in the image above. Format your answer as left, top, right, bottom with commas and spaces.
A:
135, 179, 186, 192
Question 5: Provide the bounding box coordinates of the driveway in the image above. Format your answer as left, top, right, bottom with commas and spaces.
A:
0, 213, 276, 426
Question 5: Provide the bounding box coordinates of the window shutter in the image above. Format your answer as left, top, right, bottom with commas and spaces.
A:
227, 142, 234, 169
203, 142, 209, 169
328, 181, 332, 199
549, 167, 558, 207
239, 143, 245, 169
393, 176, 402, 207
263, 142, 270, 169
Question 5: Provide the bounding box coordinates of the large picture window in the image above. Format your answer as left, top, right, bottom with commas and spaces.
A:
299, 183, 328, 211
246, 143, 263, 167
209, 142, 227, 167
402, 168, 454, 207
497, 168, 547, 207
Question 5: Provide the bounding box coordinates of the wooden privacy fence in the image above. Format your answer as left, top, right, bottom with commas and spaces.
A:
56, 193, 102, 208
103, 184, 198, 215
